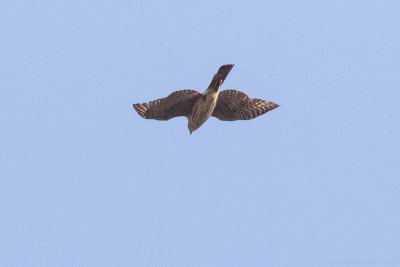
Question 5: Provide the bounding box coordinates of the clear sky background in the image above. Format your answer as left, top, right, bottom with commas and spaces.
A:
1, 0, 399, 266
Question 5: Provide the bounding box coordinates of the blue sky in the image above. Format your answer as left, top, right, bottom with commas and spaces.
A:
1, 0, 399, 266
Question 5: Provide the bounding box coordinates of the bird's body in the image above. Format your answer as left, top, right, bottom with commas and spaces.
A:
133, 64, 279, 133
188, 82, 221, 133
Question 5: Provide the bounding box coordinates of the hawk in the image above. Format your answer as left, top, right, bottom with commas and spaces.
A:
133, 64, 279, 134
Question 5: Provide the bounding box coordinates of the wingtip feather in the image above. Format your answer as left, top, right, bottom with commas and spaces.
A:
133, 103, 147, 118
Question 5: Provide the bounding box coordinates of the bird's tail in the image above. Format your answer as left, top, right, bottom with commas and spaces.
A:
207, 64, 234, 91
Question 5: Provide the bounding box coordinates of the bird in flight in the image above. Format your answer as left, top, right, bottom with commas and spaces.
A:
133, 64, 279, 134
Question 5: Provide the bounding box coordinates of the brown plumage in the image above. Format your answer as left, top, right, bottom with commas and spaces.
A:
133, 64, 279, 134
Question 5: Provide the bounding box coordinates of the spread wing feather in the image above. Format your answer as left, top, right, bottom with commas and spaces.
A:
133, 90, 201, 120
212, 90, 279, 121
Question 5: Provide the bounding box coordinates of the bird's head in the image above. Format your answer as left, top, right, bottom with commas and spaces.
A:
188, 121, 199, 135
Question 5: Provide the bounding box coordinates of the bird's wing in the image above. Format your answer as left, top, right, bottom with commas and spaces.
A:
133, 90, 201, 120
212, 90, 279, 121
